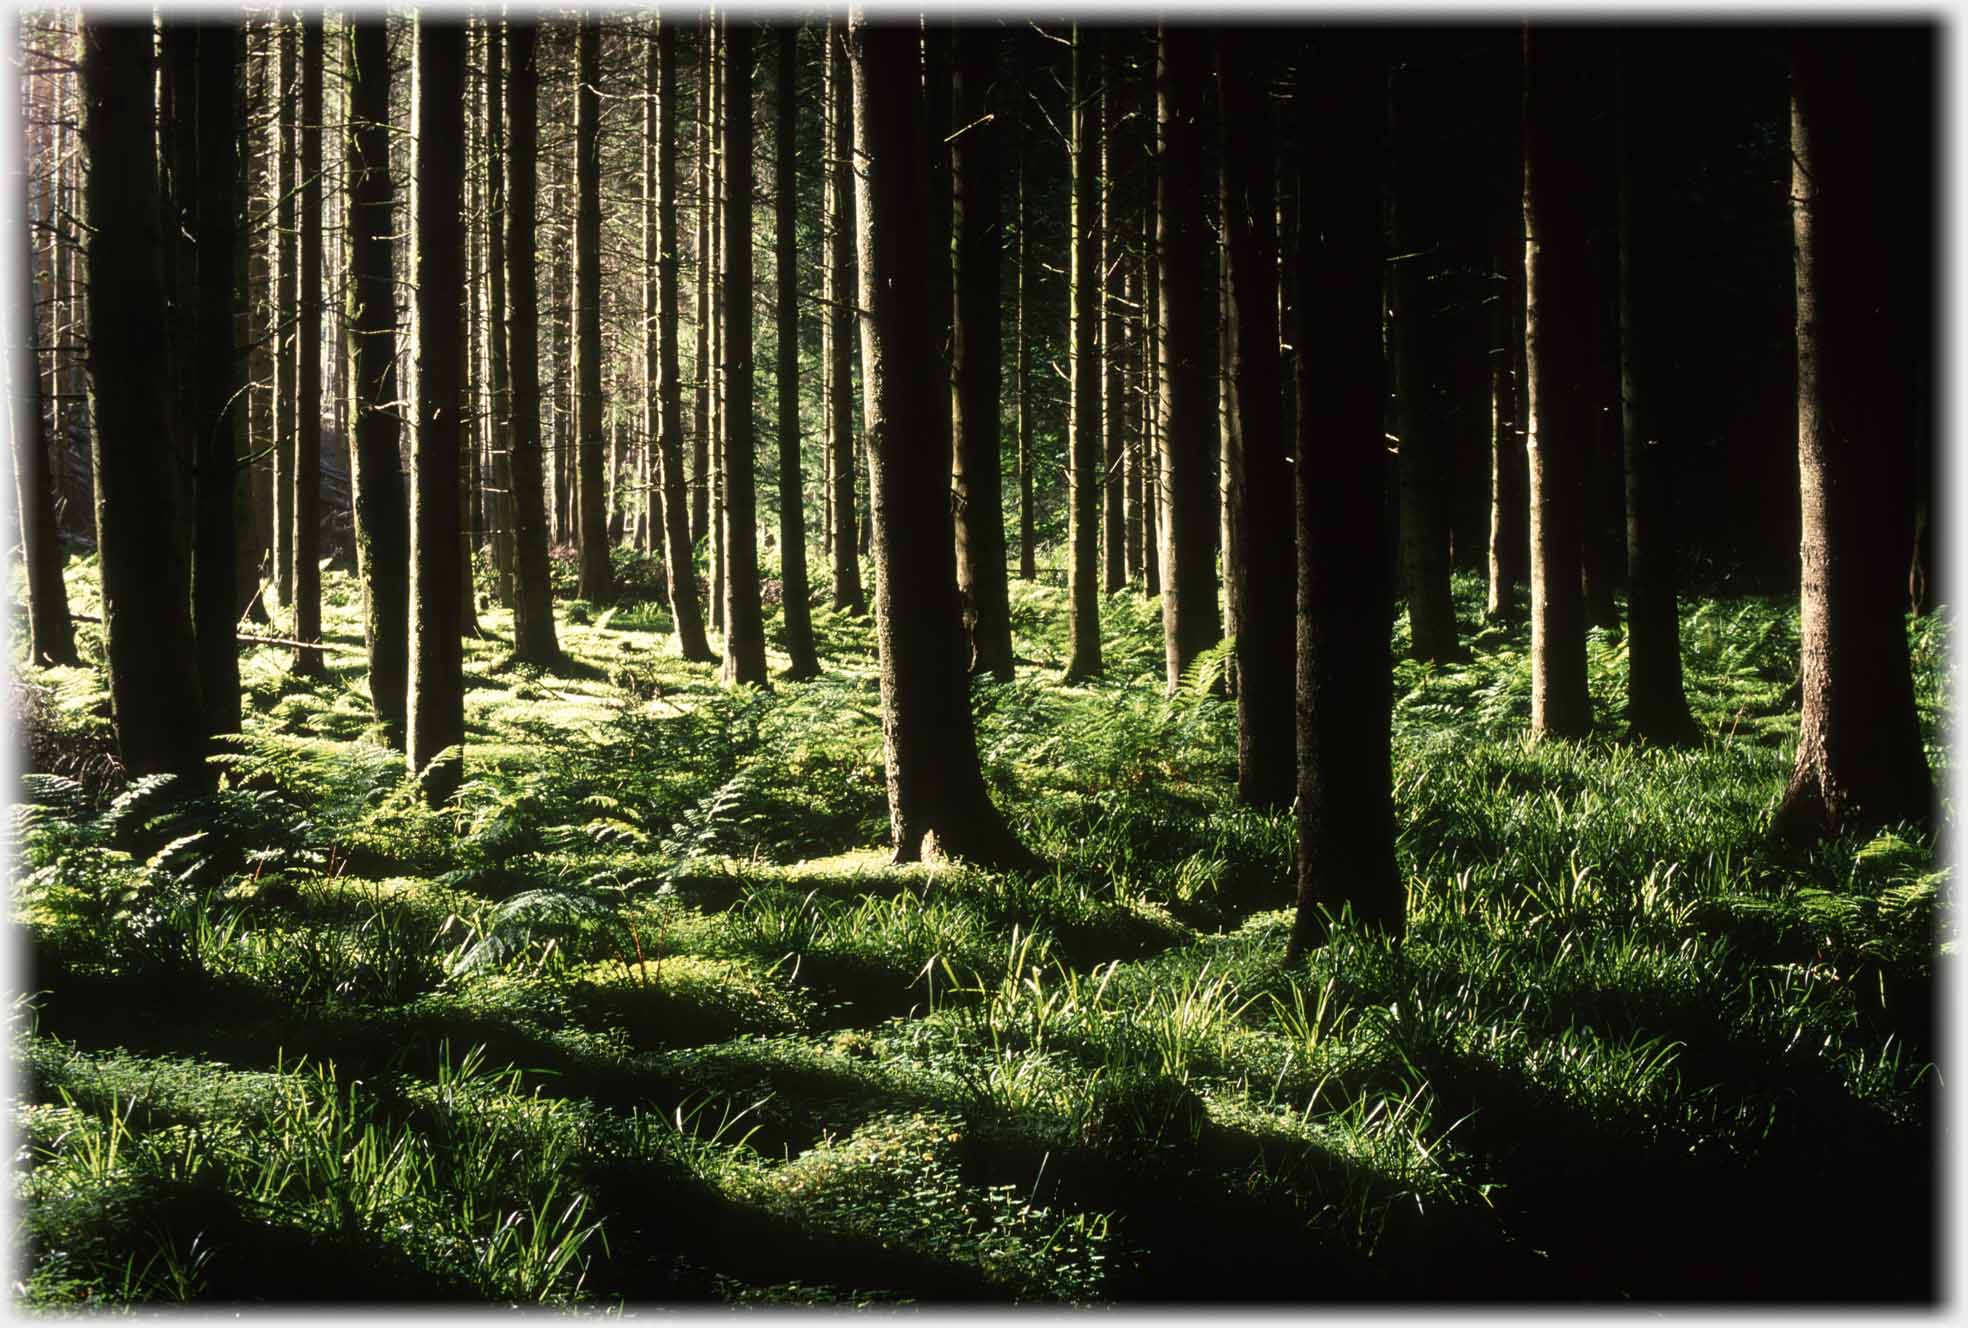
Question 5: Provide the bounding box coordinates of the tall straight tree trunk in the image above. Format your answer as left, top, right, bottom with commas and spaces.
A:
12, 222, 79, 666
574, 16, 611, 602
1523, 25, 1593, 739
708, 16, 725, 637
824, 19, 864, 613
1288, 30, 1400, 960
1157, 22, 1220, 694
774, 25, 818, 680
292, 12, 325, 675
1388, 55, 1459, 663
192, 20, 242, 734
1219, 27, 1294, 811
651, 16, 714, 664
273, 17, 297, 615
1217, 196, 1239, 696
1100, 42, 1125, 597
719, 18, 767, 688
691, 19, 712, 546
1125, 262, 1144, 584
82, 16, 207, 786
1772, 29, 1933, 844
1617, 36, 1699, 746
1062, 23, 1102, 683
1486, 33, 1528, 626
487, 20, 515, 610
408, 15, 467, 803
847, 11, 1032, 872
505, 20, 562, 667
1014, 27, 1035, 584
952, 25, 1013, 681
1141, 151, 1160, 600
348, 15, 409, 746
243, 26, 274, 622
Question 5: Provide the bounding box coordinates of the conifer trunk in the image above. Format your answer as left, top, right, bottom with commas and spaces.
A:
1063, 23, 1103, 683
292, 13, 324, 675
824, 20, 864, 613
774, 24, 818, 680
719, 18, 767, 687
192, 21, 242, 734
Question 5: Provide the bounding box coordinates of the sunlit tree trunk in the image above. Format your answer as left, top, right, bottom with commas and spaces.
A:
1101, 41, 1125, 597
1062, 23, 1102, 683
719, 17, 766, 688
273, 16, 296, 616
573, 16, 611, 603
291, 13, 325, 676
691, 19, 712, 547
12, 220, 79, 667
824, 19, 864, 614
487, 20, 515, 610
774, 24, 818, 681
1014, 26, 1035, 584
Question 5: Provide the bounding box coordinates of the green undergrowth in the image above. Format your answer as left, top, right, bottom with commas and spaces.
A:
9, 558, 1949, 1305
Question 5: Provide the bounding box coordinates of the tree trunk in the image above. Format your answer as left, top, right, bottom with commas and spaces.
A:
1141, 150, 1160, 600
1486, 35, 1528, 626
1772, 30, 1933, 844
824, 19, 864, 614
708, 17, 725, 637
243, 25, 274, 623
847, 12, 1032, 871
1062, 23, 1102, 683
1523, 25, 1593, 740
952, 24, 1013, 681
691, 20, 712, 548
408, 15, 467, 803
1219, 27, 1294, 811
191, 20, 242, 734
273, 17, 296, 615
1617, 36, 1700, 746
572, 16, 611, 603
504, 20, 562, 668
83, 16, 208, 786
291, 13, 325, 675
487, 20, 515, 610
348, 15, 409, 747
650, 19, 714, 663
774, 24, 818, 681
1156, 22, 1220, 694
1388, 54, 1460, 664
719, 18, 767, 688
1288, 31, 1401, 961
12, 226, 79, 667
1100, 43, 1125, 597
1014, 27, 1035, 584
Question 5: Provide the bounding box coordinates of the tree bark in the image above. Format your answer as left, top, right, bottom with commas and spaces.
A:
824, 19, 864, 614
1156, 23, 1220, 694
1014, 26, 1036, 584
952, 24, 1013, 681
1288, 31, 1401, 961
1523, 25, 1593, 739
691, 20, 712, 547
487, 20, 515, 610
504, 20, 562, 667
12, 218, 79, 667
572, 16, 612, 603
1101, 41, 1125, 597
1772, 29, 1933, 844
719, 18, 767, 688
774, 24, 818, 681
1617, 35, 1700, 746
290, 12, 324, 676
82, 16, 208, 786
650, 18, 715, 664
1219, 27, 1294, 811
273, 17, 296, 615
1486, 33, 1528, 626
1063, 23, 1103, 683
347, 15, 409, 747
848, 11, 1032, 872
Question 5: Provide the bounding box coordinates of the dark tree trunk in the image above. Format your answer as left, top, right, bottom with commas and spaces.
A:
1014, 27, 1036, 584
1388, 54, 1460, 664
348, 15, 409, 747
651, 19, 715, 664
1219, 27, 1294, 812
824, 20, 864, 614
1063, 23, 1102, 683
847, 15, 1032, 872
1486, 35, 1528, 626
774, 24, 818, 681
409, 15, 467, 804
273, 17, 296, 615
191, 20, 242, 734
1157, 23, 1220, 694
1772, 30, 1933, 844
719, 19, 766, 688
1617, 37, 1700, 746
707, 18, 725, 637
12, 226, 79, 667
691, 20, 711, 547
1142, 151, 1160, 600
1100, 41, 1125, 597
82, 16, 208, 786
487, 21, 515, 610
1287, 31, 1401, 961
243, 27, 273, 623
505, 21, 562, 667
292, 13, 324, 676
573, 17, 611, 603
953, 25, 1013, 681
1523, 25, 1593, 739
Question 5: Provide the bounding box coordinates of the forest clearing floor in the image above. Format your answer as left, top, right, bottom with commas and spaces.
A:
8, 550, 1950, 1306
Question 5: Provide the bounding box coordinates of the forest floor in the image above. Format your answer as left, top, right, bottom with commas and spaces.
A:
8, 550, 1950, 1306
